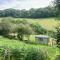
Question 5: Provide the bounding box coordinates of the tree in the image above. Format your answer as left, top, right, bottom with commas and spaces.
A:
17, 24, 34, 41
0, 7, 56, 18
54, 0, 60, 18
20, 9, 28, 18
0, 20, 11, 36
31, 23, 47, 35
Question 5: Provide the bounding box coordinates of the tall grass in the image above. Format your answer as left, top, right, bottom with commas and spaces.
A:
0, 37, 60, 60
0, 46, 48, 60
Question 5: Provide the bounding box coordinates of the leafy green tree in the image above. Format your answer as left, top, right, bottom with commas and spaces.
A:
54, 0, 60, 18
31, 23, 47, 35
17, 24, 34, 41
0, 20, 11, 36
0, 7, 56, 18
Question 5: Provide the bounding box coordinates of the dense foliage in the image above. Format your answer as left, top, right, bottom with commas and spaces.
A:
31, 23, 47, 34
0, 18, 47, 40
0, 37, 59, 60
54, 0, 60, 17
55, 26, 60, 45
0, 44, 48, 60
54, 0, 60, 45
0, 7, 56, 18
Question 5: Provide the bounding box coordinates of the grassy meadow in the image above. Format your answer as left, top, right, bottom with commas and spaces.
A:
0, 17, 60, 60
0, 36, 60, 60
5, 17, 60, 30
25, 18, 60, 31
0, 17, 60, 31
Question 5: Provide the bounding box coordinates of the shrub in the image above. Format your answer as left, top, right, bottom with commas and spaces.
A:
54, 25, 60, 45
0, 46, 48, 60
17, 24, 34, 41
31, 23, 47, 34
11, 48, 26, 60
0, 21, 10, 36
25, 47, 48, 60
12, 47, 48, 60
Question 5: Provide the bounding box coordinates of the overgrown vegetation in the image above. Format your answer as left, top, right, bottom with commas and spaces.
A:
31, 23, 47, 34
0, 46, 47, 60
0, 0, 60, 59
54, 0, 60, 18
0, 37, 60, 60
54, 0, 60, 45
0, 18, 48, 41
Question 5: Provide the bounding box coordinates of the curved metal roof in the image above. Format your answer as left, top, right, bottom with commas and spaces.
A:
35, 35, 49, 38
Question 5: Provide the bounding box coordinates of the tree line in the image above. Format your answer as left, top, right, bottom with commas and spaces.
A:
0, 6, 56, 18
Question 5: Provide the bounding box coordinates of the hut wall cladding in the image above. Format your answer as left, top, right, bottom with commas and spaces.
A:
35, 35, 56, 46
35, 35, 49, 45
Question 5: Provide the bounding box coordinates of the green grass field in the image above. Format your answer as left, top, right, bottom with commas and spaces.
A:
0, 36, 60, 60
7, 17, 60, 30
25, 18, 60, 31
0, 17, 60, 31
0, 17, 60, 60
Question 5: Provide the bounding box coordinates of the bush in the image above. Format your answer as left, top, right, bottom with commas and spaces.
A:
31, 23, 47, 34
0, 46, 48, 60
12, 48, 26, 60
17, 24, 34, 41
0, 21, 10, 36
55, 25, 60, 45
25, 47, 48, 60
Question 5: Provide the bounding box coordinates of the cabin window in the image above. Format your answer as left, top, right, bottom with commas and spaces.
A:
38, 38, 43, 41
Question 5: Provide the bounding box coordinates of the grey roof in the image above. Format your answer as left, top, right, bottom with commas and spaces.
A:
35, 35, 49, 38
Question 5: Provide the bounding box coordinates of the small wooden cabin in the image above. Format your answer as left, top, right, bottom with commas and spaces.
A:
35, 35, 49, 45
35, 35, 56, 45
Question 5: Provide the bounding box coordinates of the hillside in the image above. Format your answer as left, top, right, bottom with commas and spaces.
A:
0, 36, 60, 60
0, 17, 60, 60
0, 17, 60, 31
